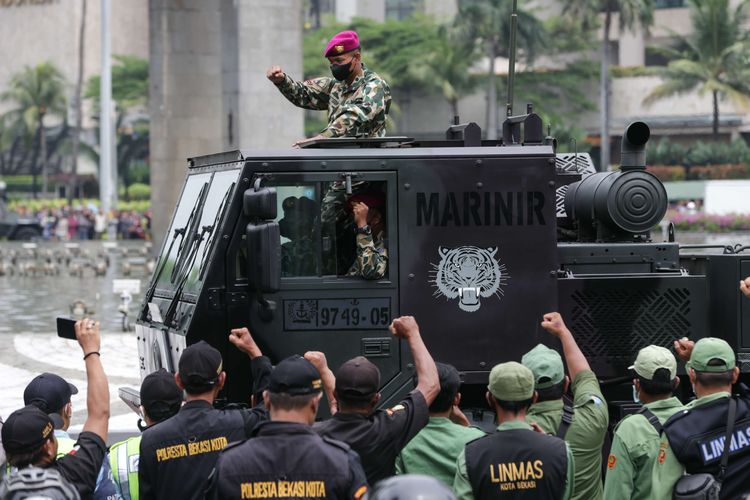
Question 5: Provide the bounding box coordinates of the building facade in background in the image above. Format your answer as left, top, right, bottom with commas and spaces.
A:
0, 0, 148, 195
148, 0, 303, 247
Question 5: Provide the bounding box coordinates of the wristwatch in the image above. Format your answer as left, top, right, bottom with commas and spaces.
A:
356, 225, 372, 235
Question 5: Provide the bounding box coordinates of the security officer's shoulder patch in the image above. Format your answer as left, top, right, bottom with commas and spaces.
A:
386, 404, 406, 417
321, 435, 352, 453
574, 394, 604, 408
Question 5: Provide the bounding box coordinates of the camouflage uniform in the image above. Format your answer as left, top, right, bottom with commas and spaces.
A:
275, 63, 391, 138
347, 232, 387, 280
281, 237, 317, 277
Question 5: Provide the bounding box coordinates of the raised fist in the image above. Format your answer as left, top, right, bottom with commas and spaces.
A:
541, 312, 570, 339
390, 316, 419, 339
266, 66, 285, 84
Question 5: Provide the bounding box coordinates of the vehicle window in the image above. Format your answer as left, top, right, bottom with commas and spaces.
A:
320, 180, 388, 279
276, 184, 322, 277
246, 179, 389, 280
155, 173, 212, 292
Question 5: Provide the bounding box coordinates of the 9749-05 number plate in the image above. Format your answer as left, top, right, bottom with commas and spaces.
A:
284, 298, 391, 331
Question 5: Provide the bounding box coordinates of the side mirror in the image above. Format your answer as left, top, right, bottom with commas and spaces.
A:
243, 187, 277, 219
246, 222, 280, 293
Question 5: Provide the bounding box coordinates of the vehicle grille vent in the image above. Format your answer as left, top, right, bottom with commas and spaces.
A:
569, 287, 692, 362
555, 153, 596, 175
738, 352, 750, 372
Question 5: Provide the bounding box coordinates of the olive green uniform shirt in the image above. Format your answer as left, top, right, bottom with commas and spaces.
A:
275, 63, 391, 138
649, 392, 731, 500
603, 397, 685, 500
525, 370, 609, 500
453, 420, 575, 500
395, 416, 485, 486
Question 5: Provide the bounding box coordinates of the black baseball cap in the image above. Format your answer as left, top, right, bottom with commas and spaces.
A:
24, 373, 78, 414
1, 405, 55, 455
141, 369, 183, 419
335, 356, 380, 400
268, 355, 322, 396
178, 341, 223, 392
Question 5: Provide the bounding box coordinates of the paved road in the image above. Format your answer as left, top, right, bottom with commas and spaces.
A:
0, 331, 141, 436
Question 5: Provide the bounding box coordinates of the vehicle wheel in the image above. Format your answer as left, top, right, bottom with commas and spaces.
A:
12, 227, 40, 241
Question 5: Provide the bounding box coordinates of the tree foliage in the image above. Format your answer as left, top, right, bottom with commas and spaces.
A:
1, 62, 68, 196
85, 55, 149, 110
644, 0, 750, 138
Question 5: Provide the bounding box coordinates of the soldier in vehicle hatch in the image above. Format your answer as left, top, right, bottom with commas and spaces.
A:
266, 30, 392, 146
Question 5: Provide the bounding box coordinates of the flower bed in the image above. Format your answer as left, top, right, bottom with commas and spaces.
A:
668, 213, 750, 232
647, 164, 750, 182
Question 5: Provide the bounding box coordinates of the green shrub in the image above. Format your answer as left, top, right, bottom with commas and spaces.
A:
648, 138, 750, 167
125, 183, 150, 200
647, 139, 688, 166
647, 165, 686, 182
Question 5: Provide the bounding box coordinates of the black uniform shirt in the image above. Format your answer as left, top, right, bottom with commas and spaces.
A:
207, 420, 369, 500
51, 431, 106, 500
138, 400, 267, 500
314, 389, 429, 484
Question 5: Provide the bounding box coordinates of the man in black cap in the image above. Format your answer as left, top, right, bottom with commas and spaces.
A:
1, 318, 110, 499
314, 315, 439, 484
94, 368, 183, 500
23, 373, 79, 457
139, 328, 271, 500
207, 355, 369, 500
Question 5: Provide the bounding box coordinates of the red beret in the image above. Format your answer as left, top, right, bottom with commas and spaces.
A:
346, 192, 385, 212
324, 31, 360, 57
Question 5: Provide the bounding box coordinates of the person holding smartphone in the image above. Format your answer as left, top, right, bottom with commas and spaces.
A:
1, 318, 110, 498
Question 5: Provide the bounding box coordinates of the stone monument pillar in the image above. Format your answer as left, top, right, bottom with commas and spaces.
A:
149, 0, 303, 249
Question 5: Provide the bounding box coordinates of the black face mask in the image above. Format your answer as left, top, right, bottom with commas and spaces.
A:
330, 57, 355, 81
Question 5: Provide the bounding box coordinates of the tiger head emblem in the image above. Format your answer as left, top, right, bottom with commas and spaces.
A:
430, 246, 509, 312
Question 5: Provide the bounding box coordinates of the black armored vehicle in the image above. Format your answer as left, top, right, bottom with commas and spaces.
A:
133, 113, 750, 414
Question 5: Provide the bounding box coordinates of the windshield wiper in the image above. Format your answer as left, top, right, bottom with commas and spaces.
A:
198, 182, 234, 281
170, 182, 210, 283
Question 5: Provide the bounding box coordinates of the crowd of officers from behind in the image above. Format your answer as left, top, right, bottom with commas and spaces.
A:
3, 279, 750, 499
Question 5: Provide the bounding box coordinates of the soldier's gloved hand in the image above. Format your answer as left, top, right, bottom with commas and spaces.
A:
266, 66, 285, 84
741, 277, 750, 298
390, 316, 420, 339
304, 351, 330, 374
540, 312, 571, 339
352, 202, 369, 228
673, 337, 694, 363
229, 327, 262, 359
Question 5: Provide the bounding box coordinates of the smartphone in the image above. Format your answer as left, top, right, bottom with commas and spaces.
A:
56, 316, 78, 340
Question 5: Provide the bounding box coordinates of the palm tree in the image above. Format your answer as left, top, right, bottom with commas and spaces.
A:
457, 0, 546, 140
644, 0, 750, 139
409, 25, 480, 120
562, 0, 655, 170
1, 63, 67, 197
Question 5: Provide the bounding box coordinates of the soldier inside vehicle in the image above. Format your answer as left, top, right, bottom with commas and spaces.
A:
267, 180, 389, 280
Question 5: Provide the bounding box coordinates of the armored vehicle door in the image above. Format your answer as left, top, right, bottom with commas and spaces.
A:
224, 167, 405, 406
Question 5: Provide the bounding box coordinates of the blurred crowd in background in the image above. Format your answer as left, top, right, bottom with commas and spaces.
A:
12, 204, 151, 241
